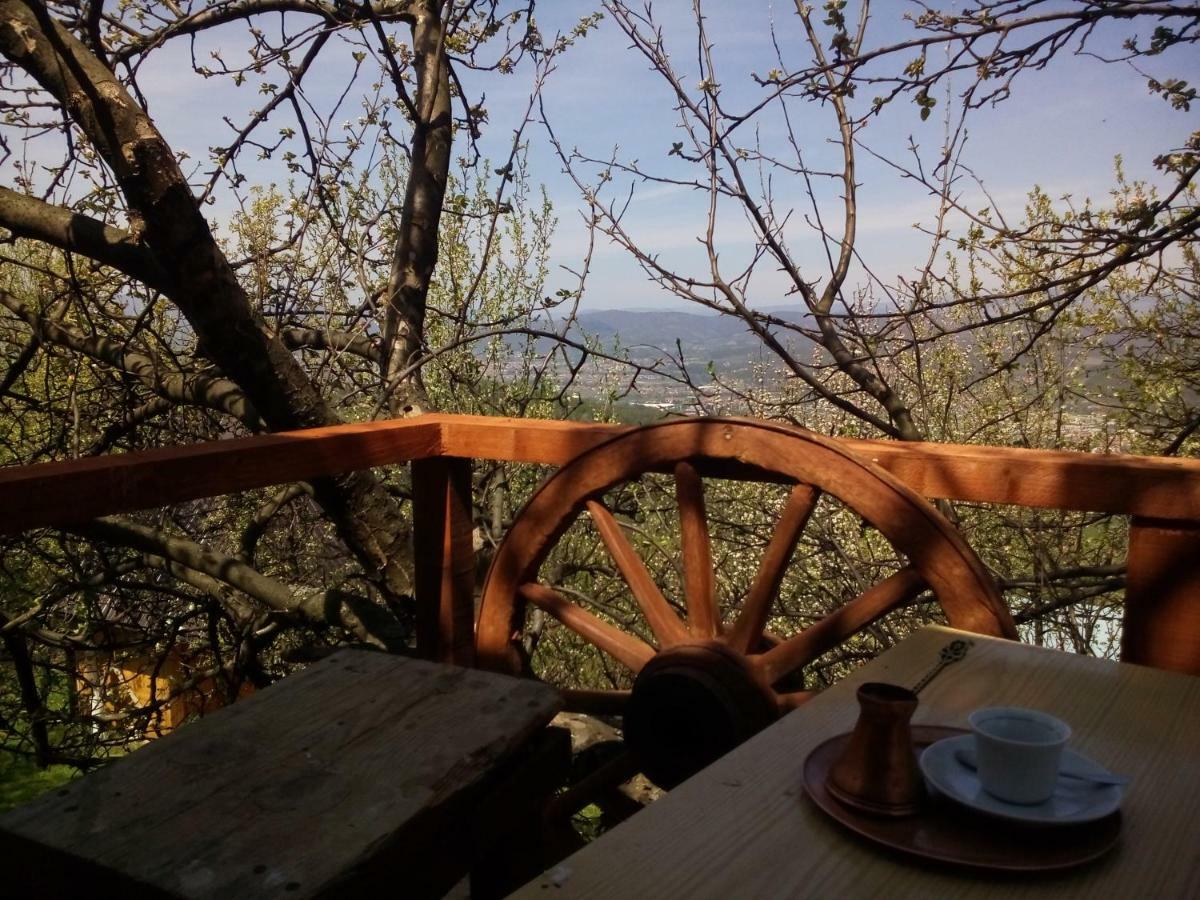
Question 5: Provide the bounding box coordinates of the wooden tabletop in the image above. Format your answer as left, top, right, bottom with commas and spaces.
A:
517, 626, 1200, 899
0, 649, 561, 899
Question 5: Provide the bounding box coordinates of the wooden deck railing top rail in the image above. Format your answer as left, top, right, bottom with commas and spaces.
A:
1, 412, 1198, 675
3, 413, 1200, 536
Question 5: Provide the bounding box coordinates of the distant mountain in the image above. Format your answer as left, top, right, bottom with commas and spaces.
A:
569, 307, 812, 366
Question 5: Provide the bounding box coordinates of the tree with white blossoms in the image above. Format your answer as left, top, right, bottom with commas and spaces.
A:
0, 0, 612, 767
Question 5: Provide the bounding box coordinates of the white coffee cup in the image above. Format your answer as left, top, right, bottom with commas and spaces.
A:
967, 707, 1071, 805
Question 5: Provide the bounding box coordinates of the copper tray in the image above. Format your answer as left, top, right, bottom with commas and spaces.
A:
803, 726, 1121, 873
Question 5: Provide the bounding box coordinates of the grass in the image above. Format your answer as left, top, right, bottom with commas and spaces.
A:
0, 754, 79, 812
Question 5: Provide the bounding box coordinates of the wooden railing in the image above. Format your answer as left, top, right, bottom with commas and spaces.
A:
2, 413, 1198, 675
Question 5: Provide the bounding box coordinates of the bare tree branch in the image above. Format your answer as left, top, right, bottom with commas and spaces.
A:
0, 187, 171, 293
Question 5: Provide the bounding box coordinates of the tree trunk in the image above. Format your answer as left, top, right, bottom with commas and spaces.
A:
381, 0, 453, 417
0, 0, 414, 605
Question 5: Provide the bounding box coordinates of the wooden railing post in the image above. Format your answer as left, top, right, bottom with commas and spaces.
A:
1122, 517, 1200, 676
412, 457, 477, 667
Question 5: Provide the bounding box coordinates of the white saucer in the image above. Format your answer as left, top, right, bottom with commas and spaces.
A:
919, 735, 1122, 825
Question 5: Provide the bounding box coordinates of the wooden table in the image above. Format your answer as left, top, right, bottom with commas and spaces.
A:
0, 649, 564, 899
517, 626, 1200, 898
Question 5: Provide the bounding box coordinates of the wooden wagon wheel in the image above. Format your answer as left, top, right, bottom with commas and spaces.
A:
477, 418, 1016, 788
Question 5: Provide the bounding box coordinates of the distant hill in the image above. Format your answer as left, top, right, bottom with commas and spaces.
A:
569, 306, 811, 366
517, 304, 1138, 416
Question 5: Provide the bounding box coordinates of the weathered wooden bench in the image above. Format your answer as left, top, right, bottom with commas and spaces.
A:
0, 649, 565, 899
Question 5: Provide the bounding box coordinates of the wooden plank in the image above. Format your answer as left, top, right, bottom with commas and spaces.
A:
514, 626, 1200, 899
1122, 518, 1200, 675
839, 434, 1200, 519
4, 413, 1200, 538
434, 414, 1200, 519
412, 457, 478, 666
433, 414, 627, 468
0, 649, 561, 900
0, 419, 440, 535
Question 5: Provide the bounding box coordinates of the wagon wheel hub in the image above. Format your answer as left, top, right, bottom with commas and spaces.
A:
623, 642, 778, 789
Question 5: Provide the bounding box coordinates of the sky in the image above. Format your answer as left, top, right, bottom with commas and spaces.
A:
14, 1, 1199, 312
497, 2, 1199, 309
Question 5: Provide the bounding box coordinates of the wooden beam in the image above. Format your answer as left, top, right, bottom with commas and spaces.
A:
3, 414, 1200, 539
433, 414, 1200, 519
839, 436, 1200, 521
1122, 518, 1200, 676
434, 414, 627, 466
412, 457, 477, 667
0, 419, 440, 536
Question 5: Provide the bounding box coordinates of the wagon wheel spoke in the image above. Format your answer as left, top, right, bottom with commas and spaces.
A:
561, 688, 632, 717
728, 483, 821, 654
586, 500, 689, 647
674, 461, 719, 639
755, 567, 927, 685
519, 583, 656, 674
